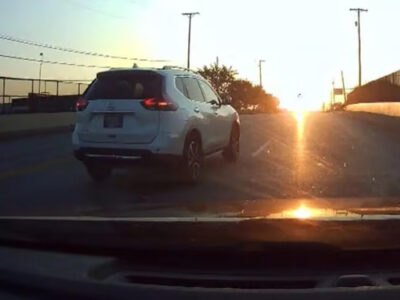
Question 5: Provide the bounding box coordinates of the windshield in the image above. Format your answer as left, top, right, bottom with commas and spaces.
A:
1, 0, 400, 253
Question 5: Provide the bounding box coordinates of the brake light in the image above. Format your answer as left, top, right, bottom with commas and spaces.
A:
75, 97, 88, 111
141, 97, 177, 111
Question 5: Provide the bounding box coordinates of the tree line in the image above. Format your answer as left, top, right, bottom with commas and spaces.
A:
198, 63, 280, 113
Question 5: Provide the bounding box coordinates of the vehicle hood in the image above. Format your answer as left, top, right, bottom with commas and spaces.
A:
2, 197, 400, 220
1, 197, 400, 252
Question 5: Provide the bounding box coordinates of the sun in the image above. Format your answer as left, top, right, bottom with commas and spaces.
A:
280, 91, 325, 112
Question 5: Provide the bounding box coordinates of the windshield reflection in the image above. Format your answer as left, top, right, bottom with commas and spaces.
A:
267, 203, 400, 221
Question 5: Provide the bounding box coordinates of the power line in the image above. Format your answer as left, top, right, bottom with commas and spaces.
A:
0, 53, 118, 69
0, 34, 170, 63
64, 0, 129, 20
0, 76, 92, 82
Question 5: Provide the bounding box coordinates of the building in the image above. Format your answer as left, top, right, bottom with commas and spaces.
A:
347, 70, 400, 105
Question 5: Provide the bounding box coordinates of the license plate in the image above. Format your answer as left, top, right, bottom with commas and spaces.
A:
104, 114, 123, 128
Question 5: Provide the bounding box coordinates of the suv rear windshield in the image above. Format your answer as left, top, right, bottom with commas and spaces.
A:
85, 71, 162, 100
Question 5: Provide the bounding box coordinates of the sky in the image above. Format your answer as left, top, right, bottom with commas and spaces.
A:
1, 0, 400, 110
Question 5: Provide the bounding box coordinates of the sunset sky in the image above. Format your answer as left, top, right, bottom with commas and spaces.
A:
1, 0, 400, 110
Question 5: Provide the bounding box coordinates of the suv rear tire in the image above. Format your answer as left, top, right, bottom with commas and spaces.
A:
223, 125, 240, 163
182, 133, 203, 184
85, 162, 112, 183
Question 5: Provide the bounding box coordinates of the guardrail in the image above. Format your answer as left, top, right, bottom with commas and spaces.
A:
0, 76, 91, 114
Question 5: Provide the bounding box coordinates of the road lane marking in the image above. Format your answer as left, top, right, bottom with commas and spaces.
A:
251, 141, 270, 158
0, 156, 72, 181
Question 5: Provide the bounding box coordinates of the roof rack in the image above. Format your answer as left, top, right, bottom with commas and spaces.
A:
161, 65, 195, 73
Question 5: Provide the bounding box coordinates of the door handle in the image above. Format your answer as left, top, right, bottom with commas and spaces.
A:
194, 107, 200, 113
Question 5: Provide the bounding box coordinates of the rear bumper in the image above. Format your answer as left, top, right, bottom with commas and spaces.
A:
73, 148, 182, 166
72, 127, 186, 156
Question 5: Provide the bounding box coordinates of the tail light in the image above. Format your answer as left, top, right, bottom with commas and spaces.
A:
75, 97, 88, 111
141, 97, 178, 111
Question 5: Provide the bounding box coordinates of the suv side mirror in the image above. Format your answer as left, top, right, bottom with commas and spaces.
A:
209, 99, 219, 106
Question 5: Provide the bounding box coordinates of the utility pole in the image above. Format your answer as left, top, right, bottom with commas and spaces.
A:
258, 59, 265, 88
38, 52, 43, 94
182, 12, 200, 69
350, 8, 368, 87
341, 70, 347, 104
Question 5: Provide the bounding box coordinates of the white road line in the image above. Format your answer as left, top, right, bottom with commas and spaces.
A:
251, 141, 270, 158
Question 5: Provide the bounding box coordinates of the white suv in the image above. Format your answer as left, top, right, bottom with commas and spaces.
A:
72, 67, 240, 183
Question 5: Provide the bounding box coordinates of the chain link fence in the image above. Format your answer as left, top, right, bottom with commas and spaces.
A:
0, 76, 91, 114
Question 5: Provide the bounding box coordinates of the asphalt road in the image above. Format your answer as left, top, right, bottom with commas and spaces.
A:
1, 111, 400, 217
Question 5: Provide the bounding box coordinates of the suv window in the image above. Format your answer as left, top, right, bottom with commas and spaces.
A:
182, 77, 205, 102
86, 71, 161, 100
199, 80, 220, 104
175, 77, 188, 97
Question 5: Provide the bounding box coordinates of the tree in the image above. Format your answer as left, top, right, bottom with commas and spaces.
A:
258, 92, 280, 113
229, 80, 279, 113
228, 79, 254, 111
197, 63, 237, 99
198, 63, 280, 113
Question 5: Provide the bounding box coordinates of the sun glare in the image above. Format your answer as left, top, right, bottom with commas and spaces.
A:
293, 110, 307, 143
293, 110, 305, 128
268, 204, 320, 220
292, 204, 312, 219
268, 204, 354, 220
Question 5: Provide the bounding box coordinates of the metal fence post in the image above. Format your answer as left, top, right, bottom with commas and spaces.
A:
56, 81, 59, 96
31, 79, 34, 95
78, 83, 82, 95
2, 79, 5, 114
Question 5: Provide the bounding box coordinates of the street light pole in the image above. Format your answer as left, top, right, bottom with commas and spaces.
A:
38, 52, 43, 94
182, 12, 199, 69
258, 59, 265, 88
350, 8, 368, 87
